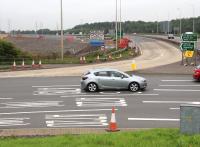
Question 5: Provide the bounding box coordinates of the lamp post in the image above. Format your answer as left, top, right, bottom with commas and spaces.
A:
60, 0, 64, 60
115, 0, 118, 50
119, 0, 122, 40
177, 8, 182, 35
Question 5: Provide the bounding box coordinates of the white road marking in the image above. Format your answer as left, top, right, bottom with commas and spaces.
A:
160, 85, 200, 87
46, 114, 108, 127
0, 118, 30, 127
61, 93, 159, 98
0, 98, 13, 100
170, 108, 180, 110
154, 89, 200, 92
0, 109, 116, 115
34, 88, 81, 95
143, 101, 200, 105
161, 80, 193, 82
76, 97, 127, 107
0, 101, 64, 108
128, 118, 179, 121
32, 85, 80, 88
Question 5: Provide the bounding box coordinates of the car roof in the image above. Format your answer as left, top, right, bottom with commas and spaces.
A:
88, 68, 119, 73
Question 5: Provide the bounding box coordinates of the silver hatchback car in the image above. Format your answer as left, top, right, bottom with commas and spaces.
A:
81, 68, 147, 92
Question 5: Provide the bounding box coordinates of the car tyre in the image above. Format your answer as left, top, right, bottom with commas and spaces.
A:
87, 83, 98, 92
129, 82, 140, 92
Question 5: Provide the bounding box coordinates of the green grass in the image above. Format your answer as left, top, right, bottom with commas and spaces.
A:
1, 129, 200, 147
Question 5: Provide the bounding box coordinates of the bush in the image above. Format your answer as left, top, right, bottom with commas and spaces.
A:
0, 39, 32, 62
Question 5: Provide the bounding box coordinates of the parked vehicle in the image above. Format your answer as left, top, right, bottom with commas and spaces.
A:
168, 34, 174, 39
193, 65, 200, 81
81, 68, 147, 92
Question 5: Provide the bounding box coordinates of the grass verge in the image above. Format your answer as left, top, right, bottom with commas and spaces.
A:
1, 129, 200, 147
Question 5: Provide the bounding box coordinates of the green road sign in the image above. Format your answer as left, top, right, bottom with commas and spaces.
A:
180, 42, 195, 51
181, 33, 198, 42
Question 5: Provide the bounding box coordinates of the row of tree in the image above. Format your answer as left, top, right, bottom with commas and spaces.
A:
2, 16, 199, 35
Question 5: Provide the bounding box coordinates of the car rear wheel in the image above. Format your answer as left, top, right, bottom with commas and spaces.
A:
87, 83, 98, 92
129, 82, 140, 92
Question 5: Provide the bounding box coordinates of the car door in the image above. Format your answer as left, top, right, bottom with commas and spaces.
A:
95, 71, 113, 89
110, 71, 129, 89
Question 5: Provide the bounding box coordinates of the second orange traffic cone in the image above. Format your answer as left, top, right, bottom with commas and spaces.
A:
106, 107, 120, 132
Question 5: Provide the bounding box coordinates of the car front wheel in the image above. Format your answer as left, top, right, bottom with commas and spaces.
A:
129, 82, 140, 92
87, 83, 98, 92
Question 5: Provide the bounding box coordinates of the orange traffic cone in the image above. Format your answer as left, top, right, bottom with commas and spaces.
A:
106, 107, 120, 132
21, 60, 25, 69
80, 57, 83, 64
108, 55, 112, 61
32, 60, 35, 69
96, 55, 100, 63
39, 60, 42, 68
83, 56, 86, 64
12, 60, 16, 71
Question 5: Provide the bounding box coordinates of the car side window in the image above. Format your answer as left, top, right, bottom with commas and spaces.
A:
94, 71, 109, 77
111, 71, 127, 78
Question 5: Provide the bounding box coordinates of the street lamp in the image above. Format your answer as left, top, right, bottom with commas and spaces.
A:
115, 0, 118, 50
60, 0, 64, 60
119, 0, 122, 40
177, 8, 182, 35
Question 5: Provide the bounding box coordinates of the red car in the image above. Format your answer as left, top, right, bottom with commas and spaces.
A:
193, 65, 200, 81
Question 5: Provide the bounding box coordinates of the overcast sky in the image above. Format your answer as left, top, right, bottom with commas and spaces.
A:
0, 0, 199, 31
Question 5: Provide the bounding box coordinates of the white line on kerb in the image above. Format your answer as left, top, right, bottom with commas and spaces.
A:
143, 101, 200, 105
161, 80, 193, 82
160, 85, 200, 87
0, 109, 116, 115
154, 89, 200, 92
128, 118, 179, 121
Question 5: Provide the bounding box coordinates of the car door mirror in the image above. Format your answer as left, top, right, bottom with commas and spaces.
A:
121, 75, 124, 79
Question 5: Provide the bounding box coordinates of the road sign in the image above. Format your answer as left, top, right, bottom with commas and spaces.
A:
180, 42, 195, 51
181, 33, 198, 42
184, 51, 194, 58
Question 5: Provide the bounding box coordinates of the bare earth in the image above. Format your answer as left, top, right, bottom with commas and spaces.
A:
0, 37, 181, 78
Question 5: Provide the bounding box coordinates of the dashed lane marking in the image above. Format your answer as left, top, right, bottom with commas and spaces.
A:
160, 85, 200, 87
128, 118, 179, 121
143, 101, 200, 105
170, 108, 180, 110
76, 98, 127, 107
0, 118, 30, 127
32, 85, 80, 88
0, 98, 13, 100
161, 80, 193, 82
46, 114, 108, 127
0, 109, 116, 115
0, 101, 64, 108
154, 89, 200, 92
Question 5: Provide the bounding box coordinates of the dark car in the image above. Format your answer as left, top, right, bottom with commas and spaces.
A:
193, 65, 200, 81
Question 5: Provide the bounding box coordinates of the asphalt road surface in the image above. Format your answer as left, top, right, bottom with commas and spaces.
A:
0, 74, 199, 129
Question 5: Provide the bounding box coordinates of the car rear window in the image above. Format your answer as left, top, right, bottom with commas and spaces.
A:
94, 71, 109, 77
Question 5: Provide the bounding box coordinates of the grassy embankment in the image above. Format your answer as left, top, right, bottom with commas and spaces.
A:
0, 39, 138, 68
0, 129, 200, 147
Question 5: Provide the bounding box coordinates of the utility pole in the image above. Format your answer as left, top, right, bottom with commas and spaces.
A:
192, 5, 195, 33
119, 0, 122, 40
115, 0, 118, 50
60, 0, 64, 60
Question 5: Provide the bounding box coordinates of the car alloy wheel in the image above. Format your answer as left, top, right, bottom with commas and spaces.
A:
129, 82, 140, 92
87, 83, 98, 92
